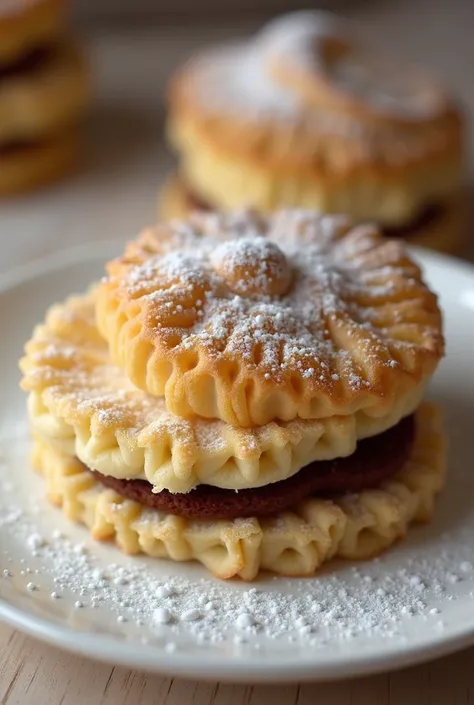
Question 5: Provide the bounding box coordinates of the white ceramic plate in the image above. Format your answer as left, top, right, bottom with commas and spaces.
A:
1, 243, 474, 683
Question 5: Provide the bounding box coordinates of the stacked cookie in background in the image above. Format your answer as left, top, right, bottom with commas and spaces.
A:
21, 209, 446, 580
0, 0, 90, 196
161, 11, 465, 254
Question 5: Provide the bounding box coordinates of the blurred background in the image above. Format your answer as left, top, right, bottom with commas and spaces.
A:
0, 0, 472, 267
71, 0, 473, 32
73, 0, 354, 21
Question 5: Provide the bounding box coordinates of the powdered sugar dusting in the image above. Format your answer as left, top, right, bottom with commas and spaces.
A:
256, 11, 445, 120
1, 498, 473, 653
180, 12, 448, 163
26, 292, 415, 496
210, 236, 292, 297
1, 420, 473, 661
111, 209, 437, 392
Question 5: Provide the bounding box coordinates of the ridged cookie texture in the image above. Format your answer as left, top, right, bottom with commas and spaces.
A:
32, 403, 446, 580
21, 292, 423, 494
96, 209, 443, 427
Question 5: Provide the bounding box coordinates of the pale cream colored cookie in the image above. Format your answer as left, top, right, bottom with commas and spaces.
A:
32, 402, 446, 580
21, 292, 423, 494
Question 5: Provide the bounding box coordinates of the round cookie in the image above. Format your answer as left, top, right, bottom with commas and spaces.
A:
32, 402, 446, 580
166, 11, 465, 249
96, 209, 443, 427
0, 40, 90, 143
0, 130, 78, 196
0, 0, 65, 67
22, 292, 423, 494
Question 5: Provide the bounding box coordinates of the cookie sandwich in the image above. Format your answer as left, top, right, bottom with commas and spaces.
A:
21, 209, 446, 579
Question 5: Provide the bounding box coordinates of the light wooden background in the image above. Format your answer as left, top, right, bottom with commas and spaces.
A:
1, 0, 474, 702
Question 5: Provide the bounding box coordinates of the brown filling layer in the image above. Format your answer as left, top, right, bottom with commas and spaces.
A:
89, 414, 414, 520
0, 44, 56, 80
178, 179, 447, 240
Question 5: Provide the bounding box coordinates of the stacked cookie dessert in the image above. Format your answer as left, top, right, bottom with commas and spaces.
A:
21, 209, 446, 580
0, 0, 89, 195
162, 11, 465, 253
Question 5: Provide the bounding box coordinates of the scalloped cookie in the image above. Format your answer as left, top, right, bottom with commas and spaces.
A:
97, 210, 442, 427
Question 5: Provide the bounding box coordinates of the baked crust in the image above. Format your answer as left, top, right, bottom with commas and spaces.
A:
32, 402, 446, 580
96, 209, 443, 427
22, 292, 423, 493
167, 11, 464, 227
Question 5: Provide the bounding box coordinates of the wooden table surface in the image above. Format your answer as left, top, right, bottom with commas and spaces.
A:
1, 0, 473, 702
3, 624, 474, 705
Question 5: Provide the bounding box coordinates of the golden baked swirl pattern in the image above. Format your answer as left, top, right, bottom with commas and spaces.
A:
96, 210, 443, 427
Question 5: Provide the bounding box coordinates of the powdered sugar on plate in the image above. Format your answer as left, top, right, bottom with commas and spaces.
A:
1, 432, 474, 657
1, 383, 474, 662
1, 508, 471, 651
1, 231, 473, 679
111, 210, 436, 398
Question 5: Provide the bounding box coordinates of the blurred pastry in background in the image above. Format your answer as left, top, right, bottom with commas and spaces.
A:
163, 11, 465, 253
0, 0, 90, 196
0, 0, 64, 65
0, 131, 79, 196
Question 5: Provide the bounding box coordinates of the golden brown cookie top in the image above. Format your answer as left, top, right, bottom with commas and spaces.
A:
96, 209, 443, 427
175, 11, 451, 123
168, 11, 462, 172
256, 12, 449, 124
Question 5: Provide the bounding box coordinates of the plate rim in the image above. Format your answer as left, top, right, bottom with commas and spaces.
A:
1, 242, 474, 683
2, 597, 474, 683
